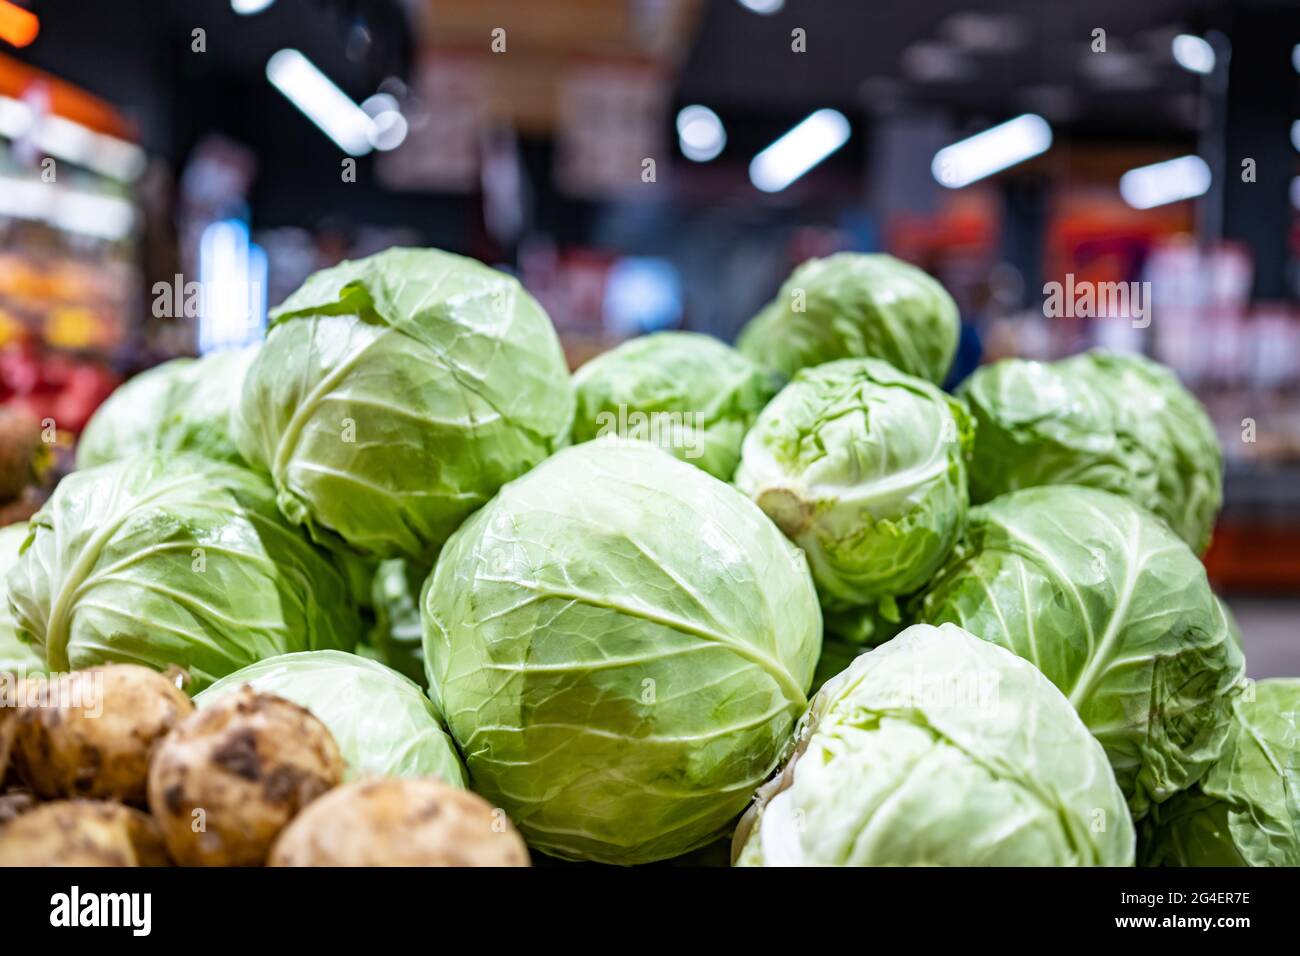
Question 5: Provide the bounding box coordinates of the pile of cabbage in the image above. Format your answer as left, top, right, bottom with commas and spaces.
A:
5, 247, 1295, 868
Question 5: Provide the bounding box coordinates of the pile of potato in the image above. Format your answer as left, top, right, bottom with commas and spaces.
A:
0, 664, 529, 867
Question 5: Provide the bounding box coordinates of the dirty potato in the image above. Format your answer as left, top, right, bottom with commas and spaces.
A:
12, 666, 192, 805
0, 800, 170, 866
148, 688, 343, 866
270, 777, 530, 867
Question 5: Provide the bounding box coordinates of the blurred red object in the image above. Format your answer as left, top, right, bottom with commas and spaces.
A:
0, 342, 119, 433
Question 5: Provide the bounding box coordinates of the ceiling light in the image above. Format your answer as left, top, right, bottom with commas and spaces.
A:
676, 105, 726, 163
931, 114, 1051, 188
749, 109, 850, 193
1119, 155, 1211, 209
1172, 34, 1215, 74
266, 49, 373, 156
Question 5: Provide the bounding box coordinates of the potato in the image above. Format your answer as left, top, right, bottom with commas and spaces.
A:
12, 665, 192, 805
0, 698, 15, 785
0, 788, 36, 825
148, 688, 343, 866
270, 777, 530, 867
0, 800, 169, 866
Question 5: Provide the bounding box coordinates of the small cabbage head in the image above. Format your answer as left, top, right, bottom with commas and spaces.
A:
0, 523, 42, 676
735, 358, 971, 634
737, 253, 959, 385
913, 485, 1245, 817
196, 651, 465, 786
236, 247, 574, 563
423, 438, 822, 864
1140, 678, 1300, 867
959, 351, 1223, 552
571, 332, 777, 480
6, 453, 359, 690
733, 623, 1134, 866
76, 346, 258, 469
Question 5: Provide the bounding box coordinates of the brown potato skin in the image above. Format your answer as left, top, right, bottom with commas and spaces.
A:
270, 777, 530, 867
0, 800, 170, 866
0, 696, 15, 786
148, 688, 343, 867
12, 666, 193, 805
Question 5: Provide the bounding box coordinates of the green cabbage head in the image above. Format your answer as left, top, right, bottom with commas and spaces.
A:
236, 247, 574, 563
571, 331, 777, 480
0, 523, 43, 676
6, 453, 359, 690
737, 253, 959, 385
733, 623, 1134, 866
76, 346, 258, 469
735, 358, 971, 632
913, 485, 1245, 817
958, 351, 1222, 552
196, 650, 465, 786
1140, 678, 1299, 866
423, 438, 822, 864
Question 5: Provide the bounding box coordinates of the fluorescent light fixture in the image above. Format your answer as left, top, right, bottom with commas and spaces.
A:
1291, 176, 1300, 212
676, 105, 725, 162
1119, 155, 1211, 209
931, 113, 1051, 188
1292, 119, 1300, 153
737, 0, 784, 14
0, 177, 135, 239
232, 0, 275, 14
0, 95, 146, 181
749, 109, 850, 193
266, 49, 373, 156
1293, 43, 1300, 74
1172, 34, 1215, 74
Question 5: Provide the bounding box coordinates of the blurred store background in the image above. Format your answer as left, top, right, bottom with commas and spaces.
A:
1, 0, 1298, 670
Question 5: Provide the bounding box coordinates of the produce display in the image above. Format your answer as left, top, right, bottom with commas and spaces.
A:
1, 244, 1294, 869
